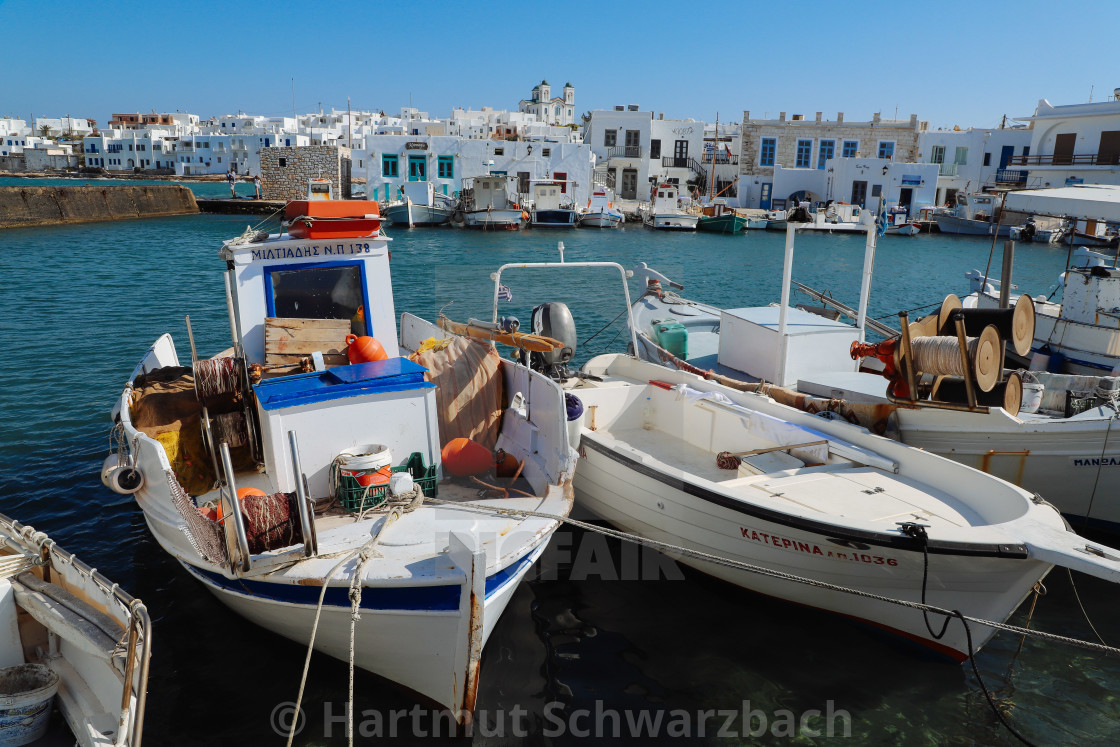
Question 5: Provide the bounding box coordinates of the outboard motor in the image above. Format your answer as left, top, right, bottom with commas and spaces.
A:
524, 302, 577, 379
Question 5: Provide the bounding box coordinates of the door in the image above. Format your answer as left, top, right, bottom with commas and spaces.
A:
851, 180, 868, 207
898, 187, 913, 213
1098, 131, 1120, 165
672, 140, 688, 167
999, 145, 1014, 170
554, 171, 567, 194
759, 182, 772, 210
1054, 133, 1076, 165
408, 154, 426, 181
621, 169, 637, 199
517, 171, 530, 197
625, 130, 640, 157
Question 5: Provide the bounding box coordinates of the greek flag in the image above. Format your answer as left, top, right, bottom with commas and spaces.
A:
498, 284, 513, 302
875, 203, 887, 237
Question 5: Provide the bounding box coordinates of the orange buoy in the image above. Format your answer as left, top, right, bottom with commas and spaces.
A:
495, 450, 519, 477
346, 334, 388, 364
217, 487, 266, 521
441, 438, 492, 477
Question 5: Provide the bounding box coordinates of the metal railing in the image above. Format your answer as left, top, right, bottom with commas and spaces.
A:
607, 145, 642, 159
937, 162, 958, 176
1007, 153, 1120, 166
994, 169, 1028, 185
701, 153, 739, 165
661, 155, 707, 175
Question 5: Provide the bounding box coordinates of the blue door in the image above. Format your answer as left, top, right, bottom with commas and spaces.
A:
760, 183, 772, 210
999, 145, 1014, 170
408, 154, 426, 181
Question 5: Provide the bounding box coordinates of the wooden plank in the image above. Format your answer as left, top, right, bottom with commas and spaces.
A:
266, 353, 349, 365
266, 317, 351, 332
266, 340, 347, 355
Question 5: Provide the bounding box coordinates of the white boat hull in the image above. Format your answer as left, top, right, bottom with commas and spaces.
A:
647, 213, 698, 230
383, 204, 455, 227
573, 432, 1047, 659
463, 209, 524, 229
579, 211, 624, 228
936, 214, 1012, 237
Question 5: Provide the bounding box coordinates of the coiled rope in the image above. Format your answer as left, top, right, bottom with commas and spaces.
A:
910, 335, 983, 379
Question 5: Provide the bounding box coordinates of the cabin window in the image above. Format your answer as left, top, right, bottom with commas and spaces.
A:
878, 141, 895, 160
265, 263, 367, 334
542, 148, 551, 157
795, 139, 812, 168
494, 148, 504, 156
759, 138, 776, 166
842, 140, 858, 158
818, 140, 834, 169
382, 154, 398, 177
437, 155, 454, 179
604, 130, 616, 147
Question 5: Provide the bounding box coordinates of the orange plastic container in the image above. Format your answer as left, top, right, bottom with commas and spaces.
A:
284, 200, 380, 219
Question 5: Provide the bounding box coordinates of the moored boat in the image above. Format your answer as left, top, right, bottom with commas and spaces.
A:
111, 212, 575, 723
697, 200, 747, 233
462, 175, 526, 229
578, 187, 624, 228
530, 181, 578, 228
642, 183, 698, 230
382, 181, 456, 227
935, 192, 1013, 237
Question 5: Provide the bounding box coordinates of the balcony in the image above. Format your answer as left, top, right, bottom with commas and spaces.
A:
1007, 153, 1120, 166
701, 153, 739, 165
607, 145, 642, 159
994, 169, 1028, 186
936, 162, 958, 176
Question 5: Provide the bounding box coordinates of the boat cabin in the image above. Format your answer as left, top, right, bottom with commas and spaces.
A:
651, 183, 680, 213
400, 180, 436, 206
307, 177, 333, 200
954, 192, 1001, 221
532, 182, 570, 211
467, 175, 515, 210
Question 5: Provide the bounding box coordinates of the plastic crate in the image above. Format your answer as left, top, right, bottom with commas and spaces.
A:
338, 451, 437, 513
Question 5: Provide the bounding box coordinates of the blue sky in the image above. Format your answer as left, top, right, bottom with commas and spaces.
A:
3, 0, 1117, 130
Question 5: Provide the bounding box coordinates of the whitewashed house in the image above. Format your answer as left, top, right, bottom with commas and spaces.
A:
1006, 96, 1120, 189
917, 126, 1033, 204
32, 116, 96, 138
82, 130, 180, 171
771, 157, 938, 215
359, 135, 594, 207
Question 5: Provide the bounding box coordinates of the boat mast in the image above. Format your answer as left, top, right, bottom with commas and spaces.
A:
708, 114, 718, 204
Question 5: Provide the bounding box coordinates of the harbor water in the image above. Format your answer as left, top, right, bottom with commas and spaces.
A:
2, 202, 1119, 744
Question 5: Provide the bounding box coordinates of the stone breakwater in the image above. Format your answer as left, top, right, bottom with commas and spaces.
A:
0, 185, 198, 228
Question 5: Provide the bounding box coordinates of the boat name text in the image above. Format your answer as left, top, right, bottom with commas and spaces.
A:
739, 527, 898, 566
250, 243, 373, 261
1072, 456, 1120, 467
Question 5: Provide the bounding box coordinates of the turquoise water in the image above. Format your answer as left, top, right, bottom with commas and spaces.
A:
1, 212, 1117, 745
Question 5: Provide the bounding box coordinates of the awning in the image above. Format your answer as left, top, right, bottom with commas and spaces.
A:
1003, 185, 1120, 221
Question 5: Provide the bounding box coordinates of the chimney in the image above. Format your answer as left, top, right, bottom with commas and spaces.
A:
744, 110, 750, 120
791, 114, 805, 121
779, 112, 786, 121
837, 112, 844, 122
658, 112, 664, 120
873, 112, 881, 123
815, 112, 822, 122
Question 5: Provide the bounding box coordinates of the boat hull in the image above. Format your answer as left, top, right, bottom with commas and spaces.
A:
935, 214, 1012, 237
578, 211, 624, 228
531, 209, 577, 228
573, 435, 1048, 659
697, 214, 748, 233
647, 213, 699, 230
463, 209, 524, 229
383, 204, 454, 227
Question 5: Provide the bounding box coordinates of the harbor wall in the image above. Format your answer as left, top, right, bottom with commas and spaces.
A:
0, 185, 198, 228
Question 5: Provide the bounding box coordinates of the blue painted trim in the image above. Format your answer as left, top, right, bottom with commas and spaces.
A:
186, 545, 541, 611
262, 259, 372, 337
253, 357, 433, 410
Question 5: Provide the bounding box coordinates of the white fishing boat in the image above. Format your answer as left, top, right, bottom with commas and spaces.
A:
529, 181, 578, 228
111, 202, 574, 723
382, 182, 456, 227
935, 192, 1014, 237
578, 187, 624, 228
628, 225, 1120, 533
461, 175, 525, 229
884, 206, 921, 236
642, 183, 698, 230
803, 202, 873, 232
487, 256, 1120, 660
965, 186, 1120, 375
0, 512, 150, 746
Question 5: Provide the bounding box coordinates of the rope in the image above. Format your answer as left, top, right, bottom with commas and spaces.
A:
910, 336, 982, 379
1084, 413, 1116, 525
422, 497, 1120, 657
1067, 567, 1109, 646
195, 357, 241, 400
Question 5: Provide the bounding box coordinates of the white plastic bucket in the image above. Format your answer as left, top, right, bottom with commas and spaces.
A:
1021, 383, 1045, 414
337, 444, 392, 472
567, 414, 584, 451
0, 664, 59, 746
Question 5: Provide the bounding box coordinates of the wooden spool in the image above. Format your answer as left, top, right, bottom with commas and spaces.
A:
937, 295, 962, 332
906, 324, 1003, 393
938, 295, 1035, 358
931, 371, 1022, 416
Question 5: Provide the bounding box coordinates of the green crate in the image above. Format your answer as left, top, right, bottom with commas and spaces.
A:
337, 451, 437, 513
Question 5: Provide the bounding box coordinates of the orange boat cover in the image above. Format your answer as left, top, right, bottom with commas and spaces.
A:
284, 200, 381, 220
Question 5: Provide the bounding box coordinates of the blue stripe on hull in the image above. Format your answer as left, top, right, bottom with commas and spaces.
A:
185, 546, 540, 612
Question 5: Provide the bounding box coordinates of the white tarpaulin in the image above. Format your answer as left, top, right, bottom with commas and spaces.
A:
1003, 185, 1120, 222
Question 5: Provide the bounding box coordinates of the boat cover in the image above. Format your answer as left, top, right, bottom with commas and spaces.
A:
1004, 185, 1120, 221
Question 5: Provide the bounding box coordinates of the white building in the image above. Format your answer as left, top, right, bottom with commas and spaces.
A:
32, 116, 96, 138
1006, 96, 1120, 189
917, 127, 1033, 204
586, 107, 711, 201
518, 80, 575, 126
771, 157, 939, 215
359, 135, 594, 207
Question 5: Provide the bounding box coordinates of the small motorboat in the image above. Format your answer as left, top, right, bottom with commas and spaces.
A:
382, 181, 456, 227
462, 175, 526, 229
642, 183, 698, 230
578, 187, 624, 228
530, 181, 578, 228
0, 512, 150, 746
